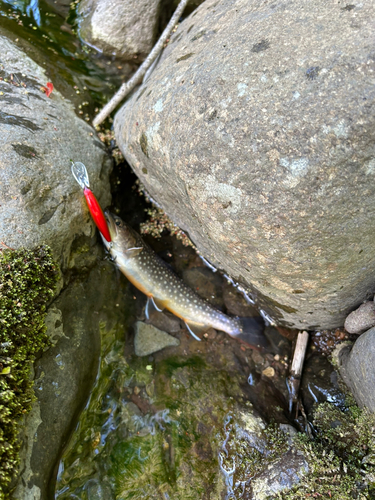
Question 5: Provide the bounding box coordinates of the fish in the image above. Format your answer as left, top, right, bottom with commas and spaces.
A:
102, 211, 266, 349
71, 161, 111, 242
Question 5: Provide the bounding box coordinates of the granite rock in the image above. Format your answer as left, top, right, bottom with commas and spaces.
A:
344, 301, 375, 334
134, 321, 180, 356
0, 35, 111, 271
78, 0, 162, 60
335, 328, 375, 412
114, 0, 375, 329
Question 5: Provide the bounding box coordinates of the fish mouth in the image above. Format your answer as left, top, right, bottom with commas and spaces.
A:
103, 210, 118, 246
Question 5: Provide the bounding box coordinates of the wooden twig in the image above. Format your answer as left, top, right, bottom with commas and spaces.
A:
0, 241, 15, 251
92, 0, 190, 127
287, 330, 309, 413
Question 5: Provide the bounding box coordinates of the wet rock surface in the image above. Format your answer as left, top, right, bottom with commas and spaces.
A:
336, 327, 375, 412
251, 448, 308, 499
0, 35, 111, 269
115, 0, 375, 330
78, 0, 162, 60
344, 301, 375, 334
299, 349, 347, 418
14, 260, 134, 500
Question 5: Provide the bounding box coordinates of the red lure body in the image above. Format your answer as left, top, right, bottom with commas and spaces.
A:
83, 187, 111, 242
43, 82, 54, 97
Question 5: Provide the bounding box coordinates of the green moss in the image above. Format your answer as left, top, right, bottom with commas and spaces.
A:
0, 246, 59, 499
276, 401, 375, 500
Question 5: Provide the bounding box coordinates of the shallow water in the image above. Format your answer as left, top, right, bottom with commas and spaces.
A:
0, 0, 130, 120
54, 305, 290, 500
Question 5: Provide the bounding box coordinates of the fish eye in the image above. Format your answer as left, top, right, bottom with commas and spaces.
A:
115, 220, 121, 226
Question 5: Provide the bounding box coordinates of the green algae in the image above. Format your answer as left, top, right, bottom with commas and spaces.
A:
276, 400, 375, 500
57, 321, 278, 499
0, 245, 59, 499
110, 356, 242, 500
56, 324, 295, 500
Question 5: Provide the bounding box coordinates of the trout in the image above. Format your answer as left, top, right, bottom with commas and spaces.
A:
103, 212, 266, 348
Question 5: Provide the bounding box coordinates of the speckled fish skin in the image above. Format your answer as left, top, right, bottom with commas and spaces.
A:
103, 212, 264, 345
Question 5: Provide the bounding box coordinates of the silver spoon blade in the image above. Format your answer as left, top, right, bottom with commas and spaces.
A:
71, 161, 90, 189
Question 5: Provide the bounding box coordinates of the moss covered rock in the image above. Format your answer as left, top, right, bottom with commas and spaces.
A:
0, 246, 58, 499
279, 401, 375, 499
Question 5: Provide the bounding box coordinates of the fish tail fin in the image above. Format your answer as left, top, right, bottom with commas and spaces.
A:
231, 317, 269, 350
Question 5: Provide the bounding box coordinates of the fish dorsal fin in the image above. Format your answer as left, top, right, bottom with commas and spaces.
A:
126, 246, 143, 258
184, 321, 208, 341
145, 296, 164, 320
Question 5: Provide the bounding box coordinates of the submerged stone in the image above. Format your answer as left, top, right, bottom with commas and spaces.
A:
134, 321, 180, 356
15, 260, 135, 499
251, 449, 308, 499
54, 313, 308, 499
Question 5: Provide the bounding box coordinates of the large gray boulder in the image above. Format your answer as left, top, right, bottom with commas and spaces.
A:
114, 0, 375, 329
0, 35, 111, 270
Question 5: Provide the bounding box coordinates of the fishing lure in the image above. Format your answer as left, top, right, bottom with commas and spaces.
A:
71, 161, 111, 242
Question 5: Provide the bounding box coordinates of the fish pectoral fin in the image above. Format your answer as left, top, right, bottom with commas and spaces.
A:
151, 296, 164, 312
184, 321, 208, 342
126, 246, 143, 258
145, 296, 164, 319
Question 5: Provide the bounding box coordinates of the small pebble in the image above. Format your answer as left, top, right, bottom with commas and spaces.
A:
344, 301, 375, 334
262, 366, 275, 378
252, 351, 264, 365
134, 321, 180, 356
